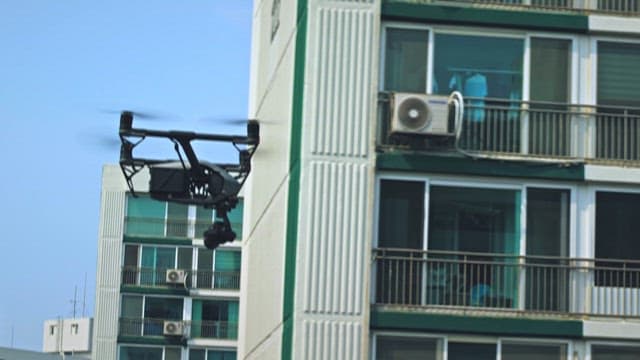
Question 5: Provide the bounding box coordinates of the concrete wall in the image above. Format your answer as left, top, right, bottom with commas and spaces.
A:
239, 0, 298, 358
91, 165, 148, 360
43, 318, 92, 354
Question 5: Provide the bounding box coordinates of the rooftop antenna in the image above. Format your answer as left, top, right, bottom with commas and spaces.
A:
70, 286, 78, 318
82, 273, 87, 318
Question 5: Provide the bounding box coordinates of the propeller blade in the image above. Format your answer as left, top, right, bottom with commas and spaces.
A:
98, 108, 178, 122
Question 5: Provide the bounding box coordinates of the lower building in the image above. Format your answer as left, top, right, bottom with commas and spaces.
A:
92, 165, 242, 360
42, 317, 92, 358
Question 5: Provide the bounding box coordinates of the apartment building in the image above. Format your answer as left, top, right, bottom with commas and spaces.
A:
93, 165, 242, 360
242, 0, 640, 359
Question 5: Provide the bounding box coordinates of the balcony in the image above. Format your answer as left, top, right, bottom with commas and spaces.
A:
122, 267, 241, 290
385, 0, 640, 16
373, 248, 640, 318
378, 94, 640, 166
189, 320, 238, 340
118, 318, 238, 340
124, 217, 214, 239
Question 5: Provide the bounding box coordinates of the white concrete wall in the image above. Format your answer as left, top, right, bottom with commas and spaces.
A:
293, 0, 379, 358
92, 165, 148, 360
43, 318, 92, 354
239, 0, 298, 358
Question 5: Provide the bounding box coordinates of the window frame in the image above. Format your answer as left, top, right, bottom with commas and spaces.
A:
371, 332, 572, 360
379, 22, 577, 104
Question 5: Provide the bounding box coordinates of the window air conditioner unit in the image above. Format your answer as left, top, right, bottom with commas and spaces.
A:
390, 93, 454, 136
163, 321, 184, 336
165, 269, 187, 284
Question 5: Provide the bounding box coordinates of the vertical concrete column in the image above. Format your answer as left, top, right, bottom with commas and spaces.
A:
293, 0, 380, 358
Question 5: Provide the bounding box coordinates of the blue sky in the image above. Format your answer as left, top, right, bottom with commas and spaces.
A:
0, 1, 253, 350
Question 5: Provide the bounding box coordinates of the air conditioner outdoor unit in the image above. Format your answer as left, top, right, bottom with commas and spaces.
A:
163, 321, 184, 336
390, 93, 453, 136
165, 269, 187, 284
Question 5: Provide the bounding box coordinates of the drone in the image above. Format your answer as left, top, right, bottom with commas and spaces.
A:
117, 111, 259, 249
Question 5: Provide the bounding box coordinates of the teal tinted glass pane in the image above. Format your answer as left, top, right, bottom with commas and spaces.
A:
215, 250, 241, 271
177, 248, 192, 270
191, 300, 203, 337
144, 297, 183, 320
166, 202, 189, 237
125, 195, 165, 236
502, 343, 567, 360
378, 180, 424, 249
195, 206, 214, 239
119, 346, 162, 360
384, 28, 429, 92
227, 199, 244, 239
197, 249, 214, 288
530, 38, 570, 103
164, 347, 181, 360
228, 301, 239, 338
433, 34, 523, 99
214, 250, 241, 289
592, 345, 640, 360
156, 247, 176, 269
598, 42, 640, 108
120, 295, 142, 317
449, 342, 496, 360
376, 336, 438, 360
189, 349, 206, 360
140, 247, 156, 285
123, 245, 139, 267
208, 350, 237, 360
428, 186, 520, 308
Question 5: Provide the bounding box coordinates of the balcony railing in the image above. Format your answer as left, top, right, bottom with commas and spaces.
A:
124, 217, 214, 238
385, 0, 640, 16
188, 320, 238, 340
378, 94, 640, 165
373, 248, 640, 318
119, 317, 179, 337
119, 318, 238, 339
121, 267, 241, 290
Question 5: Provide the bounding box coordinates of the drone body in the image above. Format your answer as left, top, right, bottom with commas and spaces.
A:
117, 111, 259, 249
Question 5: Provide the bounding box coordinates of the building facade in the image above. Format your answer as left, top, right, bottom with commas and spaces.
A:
42, 317, 92, 358
242, 0, 640, 359
93, 165, 242, 360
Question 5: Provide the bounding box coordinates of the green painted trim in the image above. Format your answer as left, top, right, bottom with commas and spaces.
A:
117, 335, 186, 346
120, 285, 189, 296
377, 153, 585, 181
123, 235, 192, 246
281, 0, 308, 359
370, 309, 583, 338
381, 3, 589, 33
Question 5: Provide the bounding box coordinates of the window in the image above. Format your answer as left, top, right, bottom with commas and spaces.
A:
166, 202, 188, 237
595, 191, 640, 287
71, 323, 79, 335
215, 250, 241, 289
123, 244, 192, 286
449, 342, 496, 360
592, 344, 640, 360
191, 299, 239, 339
525, 188, 570, 312
119, 295, 183, 336
126, 195, 166, 236
384, 28, 429, 92
433, 34, 523, 101
119, 346, 163, 360
376, 178, 575, 310
227, 199, 244, 239
502, 342, 567, 360
598, 41, 640, 109
376, 336, 439, 360
190, 349, 237, 360
49, 325, 56, 335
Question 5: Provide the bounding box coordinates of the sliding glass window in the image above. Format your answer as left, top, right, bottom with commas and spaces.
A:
383, 28, 429, 92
